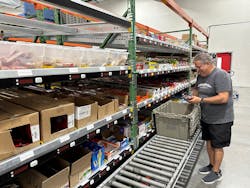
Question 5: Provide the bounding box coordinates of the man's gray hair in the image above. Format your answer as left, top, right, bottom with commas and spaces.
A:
193, 53, 214, 64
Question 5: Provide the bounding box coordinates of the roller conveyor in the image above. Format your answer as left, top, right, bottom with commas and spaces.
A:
98, 129, 202, 188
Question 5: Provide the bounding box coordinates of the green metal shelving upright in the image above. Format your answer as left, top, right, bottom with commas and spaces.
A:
128, 0, 139, 149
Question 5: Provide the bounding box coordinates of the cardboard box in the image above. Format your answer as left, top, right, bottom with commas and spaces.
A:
65, 97, 98, 129
17, 157, 69, 188
102, 90, 128, 108
1, 95, 75, 143
182, 34, 198, 44
60, 146, 92, 188
0, 100, 40, 161
88, 96, 115, 120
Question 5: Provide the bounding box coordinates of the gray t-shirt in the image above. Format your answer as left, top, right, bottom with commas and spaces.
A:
196, 67, 234, 124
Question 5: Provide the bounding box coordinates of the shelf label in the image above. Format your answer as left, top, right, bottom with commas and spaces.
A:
70, 141, 76, 148
69, 68, 79, 73
35, 77, 43, 83
99, 67, 106, 72
106, 166, 110, 171
114, 120, 118, 125
106, 116, 112, 122
87, 124, 94, 131
30, 160, 38, 167
120, 66, 126, 70
60, 135, 70, 143
81, 74, 86, 79
96, 129, 100, 134
122, 109, 127, 114
90, 179, 95, 185
20, 150, 34, 162
17, 69, 33, 77
108, 72, 112, 76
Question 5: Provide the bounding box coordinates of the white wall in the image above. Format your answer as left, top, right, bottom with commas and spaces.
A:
97, 0, 250, 86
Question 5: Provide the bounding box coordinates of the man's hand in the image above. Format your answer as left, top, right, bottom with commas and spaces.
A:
188, 96, 201, 104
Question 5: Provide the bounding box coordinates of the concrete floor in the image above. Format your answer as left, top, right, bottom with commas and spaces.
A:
187, 87, 250, 188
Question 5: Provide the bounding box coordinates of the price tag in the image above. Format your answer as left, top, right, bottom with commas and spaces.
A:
106, 116, 112, 122
114, 120, 118, 125
70, 141, 76, 147
60, 135, 70, 143
87, 124, 94, 131
108, 72, 112, 76
17, 69, 33, 77
30, 160, 38, 167
20, 150, 34, 162
69, 68, 78, 73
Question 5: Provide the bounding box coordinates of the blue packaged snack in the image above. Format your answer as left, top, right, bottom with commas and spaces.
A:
84, 141, 105, 171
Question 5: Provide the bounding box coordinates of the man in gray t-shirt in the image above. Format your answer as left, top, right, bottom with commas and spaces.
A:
188, 53, 234, 184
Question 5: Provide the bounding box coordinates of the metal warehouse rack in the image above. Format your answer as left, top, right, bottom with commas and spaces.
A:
0, 0, 208, 187
0, 0, 134, 186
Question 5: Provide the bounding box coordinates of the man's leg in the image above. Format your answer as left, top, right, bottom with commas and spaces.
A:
206, 140, 215, 166
213, 148, 224, 172
202, 146, 223, 184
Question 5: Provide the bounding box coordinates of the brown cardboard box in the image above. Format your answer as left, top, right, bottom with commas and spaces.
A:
67, 97, 98, 129
88, 96, 115, 120
17, 157, 69, 188
60, 146, 92, 188
22, 90, 98, 129
99, 94, 121, 112
0, 100, 40, 161
44, 95, 98, 129
1, 95, 75, 143
182, 34, 198, 44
